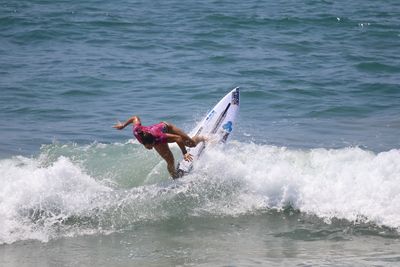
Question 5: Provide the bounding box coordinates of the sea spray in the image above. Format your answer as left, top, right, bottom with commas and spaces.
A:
198, 142, 400, 228
1, 141, 400, 244
0, 156, 111, 244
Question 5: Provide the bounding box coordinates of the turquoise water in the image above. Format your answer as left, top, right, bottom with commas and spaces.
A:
1, 0, 400, 266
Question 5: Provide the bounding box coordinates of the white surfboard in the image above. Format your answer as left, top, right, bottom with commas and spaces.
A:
176, 87, 240, 178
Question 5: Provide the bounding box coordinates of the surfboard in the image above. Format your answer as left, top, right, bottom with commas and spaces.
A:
175, 87, 240, 178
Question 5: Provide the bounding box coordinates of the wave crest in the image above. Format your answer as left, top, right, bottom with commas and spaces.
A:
1, 141, 400, 244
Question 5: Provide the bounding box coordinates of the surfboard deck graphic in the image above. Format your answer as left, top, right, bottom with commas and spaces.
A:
175, 87, 240, 178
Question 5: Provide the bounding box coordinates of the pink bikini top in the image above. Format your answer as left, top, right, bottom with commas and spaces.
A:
133, 122, 168, 144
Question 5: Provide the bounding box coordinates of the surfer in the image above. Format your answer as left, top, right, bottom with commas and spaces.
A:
113, 116, 206, 178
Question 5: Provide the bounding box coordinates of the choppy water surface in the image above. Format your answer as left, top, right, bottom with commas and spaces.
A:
1, 0, 400, 266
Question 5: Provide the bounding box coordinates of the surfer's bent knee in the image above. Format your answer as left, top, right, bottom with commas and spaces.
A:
184, 139, 196, 147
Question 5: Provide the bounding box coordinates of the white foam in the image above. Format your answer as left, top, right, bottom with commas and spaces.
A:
197, 142, 400, 228
0, 156, 110, 244
2, 141, 400, 244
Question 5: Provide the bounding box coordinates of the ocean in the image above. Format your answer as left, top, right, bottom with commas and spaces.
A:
1, 0, 400, 266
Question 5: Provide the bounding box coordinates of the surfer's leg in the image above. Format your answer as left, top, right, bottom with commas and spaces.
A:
154, 143, 178, 178
164, 122, 191, 139
164, 122, 206, 147
189, 136, 207, 147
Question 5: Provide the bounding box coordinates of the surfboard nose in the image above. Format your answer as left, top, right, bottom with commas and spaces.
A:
232, 87, 240, 105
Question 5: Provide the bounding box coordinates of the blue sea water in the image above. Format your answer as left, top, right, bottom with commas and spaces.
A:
1, 0, 400, 266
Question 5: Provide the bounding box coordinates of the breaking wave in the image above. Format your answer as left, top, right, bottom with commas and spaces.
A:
1, 140, 400, 244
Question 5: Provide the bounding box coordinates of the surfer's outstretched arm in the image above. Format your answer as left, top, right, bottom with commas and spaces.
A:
113, 116, 141, 130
